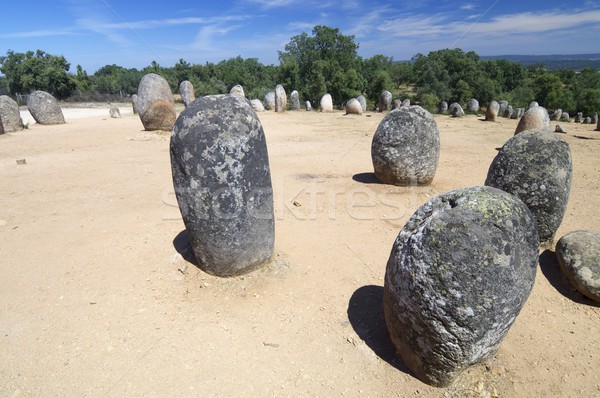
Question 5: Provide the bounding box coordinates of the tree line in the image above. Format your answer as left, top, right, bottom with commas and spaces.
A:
1, 26, 599, 115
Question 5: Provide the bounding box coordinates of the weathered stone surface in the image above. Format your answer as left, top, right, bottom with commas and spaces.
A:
504, 105, 513, 118
510, 108, 519, 119
575, 112, 583, 123
290, 90, 300, 110
109, 105, 121, 118
529, 101, 539, 109
0, 95, 24, 132
467, 98, 479, 113
371, 106, 440, 186
393, 99, 402, 110
584, 117, 592, 124
438, 101, 448, 114
556, 231, 600, 302
357, 95, 367, 113
137, 73, 174, 117
379, 91, 392, 112
305, 101, 312, 111
384, 186, 538, 387
229, 84, 245, 97
264, 92, 275, 110
170, 94, 274, 277
517, 108, 525, 118
320, 93, 333, 112
345, 98, 362, 115
402, 99, 411, 107
515, 106, 550, 134
550, 109, 562, 121
180, 80, 196, 106
132, 94, 139, 114
485, 101, 500, 121
450, 103, 465, 117
485, 129, 572, 244
555, 124, 566, 134
593, 113, 598, 125
560, 112, 570, 122
275, 84, 287, 112
250, 99, 265, 112
140, 99, 176, 131
499, 100, 509, 116
27, 91, 65, 125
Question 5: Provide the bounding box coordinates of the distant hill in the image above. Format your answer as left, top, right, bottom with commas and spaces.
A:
480, 53, 600, 71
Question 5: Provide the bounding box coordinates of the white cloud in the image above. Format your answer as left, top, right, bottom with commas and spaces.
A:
460, 4, 476, 11
0, 30, 75, 39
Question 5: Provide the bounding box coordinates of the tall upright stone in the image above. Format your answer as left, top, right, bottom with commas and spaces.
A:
550, 109, 562, 121
357, 95, 367, 113
515, 105, 551, 134
170, 94, 274, 277
345, 98, 362, 115
438, 101, 448, 114
575, 112, 583, 123
137, 73, 174, 117
379, 91, 392, 112
264, 92, 275, 110
179, 80, 196, 107
0, 95, 24, 132
290, 90, 300, 110
320, 93, 333, 112
27, 91, 65, 125
275, 84, 287, 112
467, 98, 479, 113
131, 94, 139, 114
498, 100, 509, 116
485, 100, 500, 122
305, 101, 312, 111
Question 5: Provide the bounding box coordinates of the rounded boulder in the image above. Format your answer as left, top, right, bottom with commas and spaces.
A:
555, 230, 600, 302
27, 91, 65, 125
515, 106, 551, 134
0, 95, 24, 132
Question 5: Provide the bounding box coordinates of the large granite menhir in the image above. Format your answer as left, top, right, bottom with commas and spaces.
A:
170, 94, 274, 277
384, 186, 539, 387
0, 95, 24, 132
27, 91, 65, 125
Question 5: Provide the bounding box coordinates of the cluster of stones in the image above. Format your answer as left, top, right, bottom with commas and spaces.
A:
137, 73, 176, 131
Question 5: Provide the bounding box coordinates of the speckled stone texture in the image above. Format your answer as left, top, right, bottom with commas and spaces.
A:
357, 95, 367, 113
485, 100, 499, 122
290, 90, 300, 110
438, 101, 448, 114
384, 186, 539, 387
485, 129, 572, 244
467, 98, 479, 113
515, 106, 551, 134
264, 91, 275, 110
136, 73, 174, 117
0, 95, 23, 132
371, 106, 440, 186
345, 98, 362, 115
498, 100, 509, 116
379, 90, 392, 112
140, 99, 176, 131
250, 99, 265, 112
555, 231, 600, 302
229, 85, 245, 97
170, 94, 274, 277
179, 80, 196, 107
449, 102, 464, 117
27, 91, 65, 125
275, 84, 287, 112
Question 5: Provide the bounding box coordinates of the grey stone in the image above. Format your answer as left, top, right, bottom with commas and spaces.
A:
450, 103, 465, 117
290, 90, 300, 110
170, 94, 274, 277
109, 105, 121, 118
180, 80, 196, 107
0, 95, 24, 132
575, 112, 583, 123
371, 106, 440, 186
402, 99, 411, 107
597, 117, 600, 131
485, 129, 572, 244
499, 100, 509, 116
345, 98, 362, 115
555, 124, 566, 134
305, 101, 312, 111
320, 93, 333, 112
250, 99, 264, 112
140, 99, 176, 131
550, 109, 562, 121
556, 230, 600, 302
592, 113, 598, 125
384, 186, 538, 387
229, 84, 245, 97
467, 98, 479, 113
379, 91, 392, 112
486, 101, 500, 122
275, 84, 287, 112
438, 101, 448, 114
264, 92, 275, 110
517, 108, 525, 118
393, 99, 402, 110
132, 94, 139, 114
560, 112, 570, 122
357, 95, 367, 113
529, 101, 539, 109
510, 108, 520, 119
137, 73, 174, 118
504, 105, 513, 118
584, 117, 592, 124
515, 106, 550, 134
26, 91, 65, 125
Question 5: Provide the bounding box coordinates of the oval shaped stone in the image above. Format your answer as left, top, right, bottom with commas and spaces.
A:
27, 91, 65, 125
555, 230, 600, 302
384, 186, 539, 387
0, 95, 24, 132
170, 94, 274, 276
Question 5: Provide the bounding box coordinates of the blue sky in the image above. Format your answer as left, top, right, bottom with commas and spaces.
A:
1, 0, 600, 73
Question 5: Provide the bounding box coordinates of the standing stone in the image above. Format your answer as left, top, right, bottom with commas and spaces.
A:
555, 124, 566, 134
438, 101, 448, 114
0, 95, 24, 132
393, 99, 402, 110
515, 105, 551, 134
550, 109, 562, 121
450, 103, 465, 117
560, 112, 571, 122
357, 95, 367, 113
597, 117, 600, 131
371, 106, 440, 186
575, 112, 583, 123
170, 94, 274, 277
529, 101, 539, 109
584, 117, 592, 124
485, 100, 500, 121
290, 90, 300, 110
499, 100, 509, 116
485, 129, 572, 244
26, 91, 65, 125
264, 92, 275, 110
504, 105, 513, 118
109, 105, 121, 118
180, 80, 196, 107
132, 94, 139, 114
518, 108, 526, 118
305, 101, 312, 111
384, 186, 538, 387
510, 108, 520, 119
467, 98, 479, 113
137, 73, 174, 117
274, 84, 287, 112
229, 84, 245, 97
402, 99, 411, 107
345, 98, 362, 115
140, 99, 176, 131
320, 93, 333, 112
250, 99, 265, 112
592, 113, 598, 125
555, 231, 600, 302
379, 91, 392, 112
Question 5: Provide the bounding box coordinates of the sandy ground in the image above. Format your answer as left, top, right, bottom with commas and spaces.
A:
1, 103, 599, 397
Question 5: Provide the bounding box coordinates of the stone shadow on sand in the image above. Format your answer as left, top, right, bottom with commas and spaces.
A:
347, 285, 412, 374
352, 172, 382, 185
173, 229, 199, 266
538, 250, 600, 307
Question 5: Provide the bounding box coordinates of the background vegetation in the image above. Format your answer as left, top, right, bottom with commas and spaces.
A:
1, 25, 599, 115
